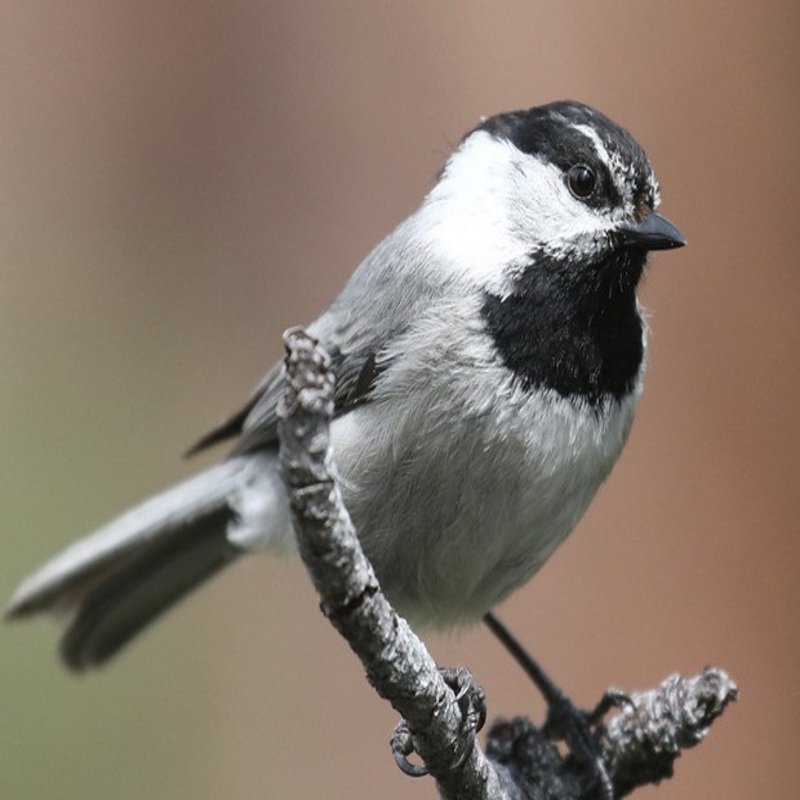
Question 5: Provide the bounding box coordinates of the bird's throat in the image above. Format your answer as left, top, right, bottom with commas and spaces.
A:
481, 249, 645, 404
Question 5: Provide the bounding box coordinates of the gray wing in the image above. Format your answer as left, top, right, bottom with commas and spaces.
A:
187, 211, 451, 456
185, 314, 394, 457
186, 340, 388, 457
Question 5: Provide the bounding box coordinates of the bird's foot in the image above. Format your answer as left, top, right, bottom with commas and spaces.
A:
543, 687, 631, 800
483, 612, 631, 799
391, 666, 486, 777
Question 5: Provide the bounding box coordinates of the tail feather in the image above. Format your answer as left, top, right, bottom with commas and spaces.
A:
60, 507, 239, 670
6, 458, 256, 619
6, 453, 280, 670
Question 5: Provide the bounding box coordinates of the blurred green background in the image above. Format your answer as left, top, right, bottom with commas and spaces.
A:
1, 3, 797, 799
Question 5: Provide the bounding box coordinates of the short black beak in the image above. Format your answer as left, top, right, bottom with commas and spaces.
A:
619, 212, 686, 251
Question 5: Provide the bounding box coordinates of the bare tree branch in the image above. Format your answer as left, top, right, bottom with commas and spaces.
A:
603, 667, 738, 796
485, 668, 738, 799
277, 327, 737, 799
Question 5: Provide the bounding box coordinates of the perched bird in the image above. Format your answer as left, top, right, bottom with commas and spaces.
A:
7, 101, 684, 671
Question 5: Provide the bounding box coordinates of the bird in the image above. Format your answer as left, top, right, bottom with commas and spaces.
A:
6, 100, 685, 672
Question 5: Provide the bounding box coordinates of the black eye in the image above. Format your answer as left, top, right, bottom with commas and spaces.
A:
567, 164, 597, 199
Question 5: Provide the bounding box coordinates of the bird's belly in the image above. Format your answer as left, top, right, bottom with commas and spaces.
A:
331, 385, 638, 628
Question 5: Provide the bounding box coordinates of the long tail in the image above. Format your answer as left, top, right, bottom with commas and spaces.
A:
6, 454, 282, 671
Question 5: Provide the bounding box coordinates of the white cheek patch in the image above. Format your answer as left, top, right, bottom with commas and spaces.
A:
420, 134, 532, 289
507, 155, 606, 247
421, 132, 608, 294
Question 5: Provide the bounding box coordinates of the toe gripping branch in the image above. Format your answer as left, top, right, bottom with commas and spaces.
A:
482, 613, 738, 800
392, 667, 487, 778
484, 612, 629, 800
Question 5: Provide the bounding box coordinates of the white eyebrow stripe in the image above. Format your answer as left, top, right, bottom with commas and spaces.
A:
572, 123, 612, 166
572, 123, 636, 216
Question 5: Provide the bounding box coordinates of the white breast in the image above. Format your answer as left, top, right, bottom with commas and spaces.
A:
329, 303, 643, 628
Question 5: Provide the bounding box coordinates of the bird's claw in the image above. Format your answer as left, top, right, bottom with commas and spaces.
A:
440, 666, 488, 741
391, 721, 429, 777
587, 687, 634, 726
390, 666, 486, 778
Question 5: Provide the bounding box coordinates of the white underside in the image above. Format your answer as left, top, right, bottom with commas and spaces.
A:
226, 462, 293, 553
227, 297, 644, 628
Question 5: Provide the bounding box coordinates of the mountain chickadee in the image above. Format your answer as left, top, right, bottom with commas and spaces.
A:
7, 101, 685, 671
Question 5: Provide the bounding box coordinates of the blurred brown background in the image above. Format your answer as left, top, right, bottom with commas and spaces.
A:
1, 3, 797, 799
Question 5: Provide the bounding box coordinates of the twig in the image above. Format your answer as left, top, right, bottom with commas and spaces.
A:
485, 668, 737, 799
603, 667, 738, 796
